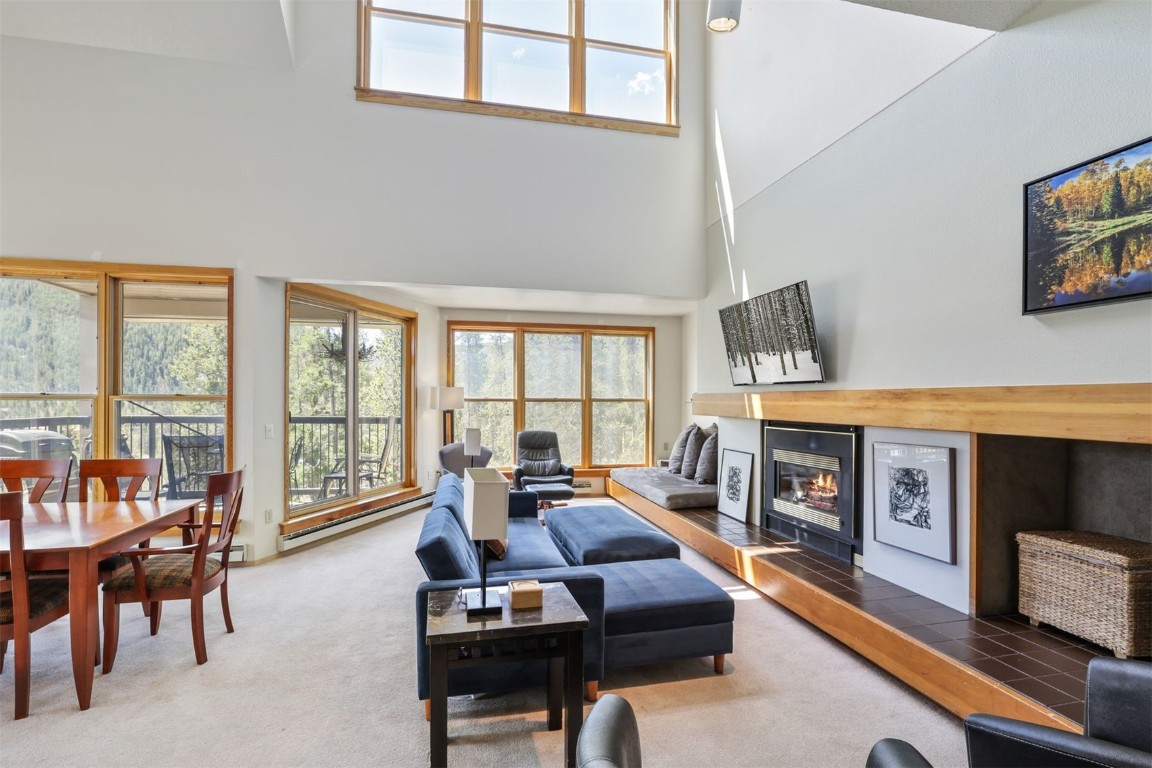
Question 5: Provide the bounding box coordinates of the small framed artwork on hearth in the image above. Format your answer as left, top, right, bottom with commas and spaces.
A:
718, 449, 754, 521
872, 443, 955, 564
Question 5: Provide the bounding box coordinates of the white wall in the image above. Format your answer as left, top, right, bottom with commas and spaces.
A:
698, 0, 1151, 593
0, 1, 705, 560
699, 0, 1152, 397
862, 428, 971, 613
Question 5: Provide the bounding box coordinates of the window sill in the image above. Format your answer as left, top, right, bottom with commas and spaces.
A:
354, 88, 680, 137
278, 486, 425, 536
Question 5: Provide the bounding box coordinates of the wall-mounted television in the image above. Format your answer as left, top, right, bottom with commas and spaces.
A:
719, 280, 825, 386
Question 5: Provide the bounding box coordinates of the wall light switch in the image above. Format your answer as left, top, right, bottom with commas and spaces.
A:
264, 424, 274, 439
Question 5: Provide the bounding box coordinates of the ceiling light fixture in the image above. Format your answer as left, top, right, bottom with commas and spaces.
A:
706, 0, 741, 32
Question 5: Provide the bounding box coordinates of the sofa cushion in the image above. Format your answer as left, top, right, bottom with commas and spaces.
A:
487, 517, 570, 574
680, 427, 707, 480
695, 432, 719, 484
432, 473, 468, 533
592, 558, 734, 636
666, 426, 695, 474
415, 507, 481, 581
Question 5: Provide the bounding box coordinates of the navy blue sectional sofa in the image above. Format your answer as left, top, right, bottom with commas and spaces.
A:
414, 474, 734, 709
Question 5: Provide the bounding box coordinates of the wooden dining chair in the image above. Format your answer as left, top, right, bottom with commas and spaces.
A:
0, 458, 73, 502
0, 491, 71, 720
77, 458, 162, 502
101, 467, 244, 671
79, 458, 165, 619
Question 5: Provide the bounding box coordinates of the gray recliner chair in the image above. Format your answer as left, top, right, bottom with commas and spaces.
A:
866, 657, 1152, 768
513, 430, 575, 491
577, 694, 642, 768
437, 442, 492, 479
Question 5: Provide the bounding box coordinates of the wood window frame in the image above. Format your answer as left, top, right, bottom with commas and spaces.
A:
0, 257, 234, 469
355, 0, 680, 137
283, 284, 418, 521
448, 320, 654, 468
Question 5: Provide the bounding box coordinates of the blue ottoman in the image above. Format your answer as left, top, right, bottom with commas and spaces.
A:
588, 557, 734, 698
546, 505, 680, 565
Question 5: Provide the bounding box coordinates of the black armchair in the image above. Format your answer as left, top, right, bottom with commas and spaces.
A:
866, 657, 1152, 768
576, 693, 642, 768
513, 430, 575, 491
437, 442, 493, 479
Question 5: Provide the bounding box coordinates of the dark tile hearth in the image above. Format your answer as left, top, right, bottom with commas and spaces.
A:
677, 508, 1117, 727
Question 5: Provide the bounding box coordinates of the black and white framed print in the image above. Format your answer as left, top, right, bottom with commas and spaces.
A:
872, 442, 955, 564
718, 448, 754, 520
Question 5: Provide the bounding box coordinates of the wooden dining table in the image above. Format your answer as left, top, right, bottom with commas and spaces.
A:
0, 498, 200, 711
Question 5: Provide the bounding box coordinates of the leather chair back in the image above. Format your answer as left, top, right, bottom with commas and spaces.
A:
576, 694, 642, 768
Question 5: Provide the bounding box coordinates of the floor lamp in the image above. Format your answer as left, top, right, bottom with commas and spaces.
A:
463, 467, 508, 619
434, 386, 464, 446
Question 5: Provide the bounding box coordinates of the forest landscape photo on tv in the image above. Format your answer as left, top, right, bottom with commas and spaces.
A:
719, 280, 825, 386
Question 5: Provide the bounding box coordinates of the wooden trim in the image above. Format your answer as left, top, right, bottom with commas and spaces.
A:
289, 283, 418, 320
606, 479, 1079, 732
354, 88, 680, 136
277, 486, 425, 536
571, 0, 585, 114
691, 384, 1152, 444
1, 257, 231, 281
968, 433, 982, 616
465, 0, 481, 100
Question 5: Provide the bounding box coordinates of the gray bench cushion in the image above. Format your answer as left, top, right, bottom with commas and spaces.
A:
546, 505, 680, 565
610, 467, 718, 510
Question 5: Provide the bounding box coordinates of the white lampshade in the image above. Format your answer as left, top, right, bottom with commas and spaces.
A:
435, 386, 465, 411
464, 428, 481, 456
706, 0, 741, 32
463, 467, 509, 541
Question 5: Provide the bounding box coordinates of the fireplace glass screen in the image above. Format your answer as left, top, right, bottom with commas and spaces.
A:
778, 462, 839, 514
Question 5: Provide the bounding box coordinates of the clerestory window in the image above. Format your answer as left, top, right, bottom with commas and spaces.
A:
356, 0, 679, 136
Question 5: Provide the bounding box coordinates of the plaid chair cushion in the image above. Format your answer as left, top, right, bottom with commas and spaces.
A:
102, 554, 223, 592
0, 578, 69, 623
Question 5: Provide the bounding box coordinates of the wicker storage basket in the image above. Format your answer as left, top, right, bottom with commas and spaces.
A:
1017, 530, 1152, 658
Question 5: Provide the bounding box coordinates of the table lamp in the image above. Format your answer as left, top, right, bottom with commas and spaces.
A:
464, 428, 481, 469
463, 467, 509, 619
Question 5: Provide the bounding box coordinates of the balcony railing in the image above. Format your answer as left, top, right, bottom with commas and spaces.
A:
0, 414, 401, 505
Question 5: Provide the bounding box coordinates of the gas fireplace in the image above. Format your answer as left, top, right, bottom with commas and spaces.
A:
763, 422, 862, 563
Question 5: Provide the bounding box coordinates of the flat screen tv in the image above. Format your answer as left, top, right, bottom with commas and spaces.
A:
719, 280, 825, 386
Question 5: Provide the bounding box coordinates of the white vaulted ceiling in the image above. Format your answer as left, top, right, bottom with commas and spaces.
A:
0, 0, 296, 68
844, 0, 1042, 31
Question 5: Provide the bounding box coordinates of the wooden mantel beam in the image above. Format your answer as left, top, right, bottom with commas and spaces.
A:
691, 383, 1152, 444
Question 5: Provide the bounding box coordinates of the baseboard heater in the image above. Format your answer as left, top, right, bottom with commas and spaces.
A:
278, 491, 434, 552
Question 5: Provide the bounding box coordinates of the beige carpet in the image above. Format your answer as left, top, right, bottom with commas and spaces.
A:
1, 500, 966, 767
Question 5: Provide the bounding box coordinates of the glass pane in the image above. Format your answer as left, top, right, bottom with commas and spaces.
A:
524, 401, 582, 467
0, 399, 91, 500
592, 335, 646, 398
524, 333, 581, 398
585, 0, 664, 49
373, 0, 465, 19
288, 300, 350, 509
592, 401, 646, 465
370, 16, 465, 98
121, 282, 228, 396
484, 0, 567, 34
454, 331, 515, 399
457, 401, 514, 467
357, 316, 405, 492
115, 399, 225, 499
482, 31, 569, 111
0, 277, 98, 394
586, 47, 665, 123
